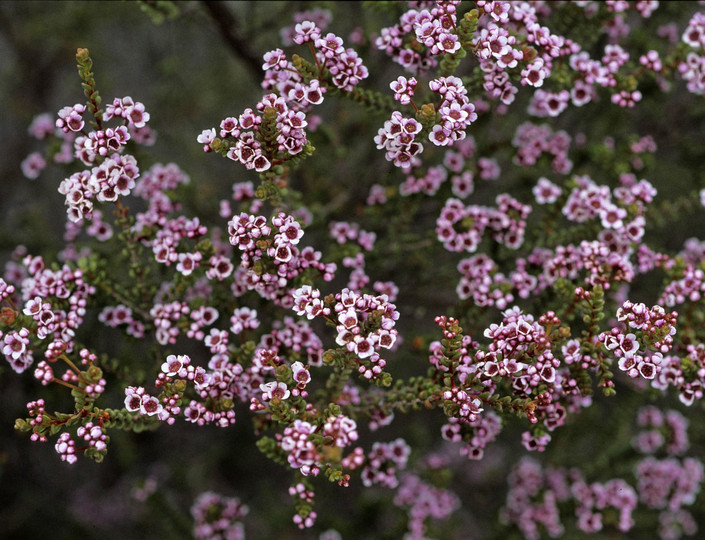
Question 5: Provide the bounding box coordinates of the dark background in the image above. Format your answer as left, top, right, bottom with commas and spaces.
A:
2, 2, 705, 539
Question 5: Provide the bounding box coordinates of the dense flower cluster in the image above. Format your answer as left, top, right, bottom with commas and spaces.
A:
361, 438, 411, 488
227, 211, 336, 304
437, 193, 531, 254
198, 93, 309, 172
375, 1, 462, 73
599, 301, 677, 381
394, 472, 460, 538
10, 2, 705, 538
292, 285, 399, 379
52, 94, 151, 222
191, 491, 248, 540
502, 457, 639, 538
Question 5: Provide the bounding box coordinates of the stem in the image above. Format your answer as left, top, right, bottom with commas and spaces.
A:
112, 198, 153, 315
86, 269, 151, 321
200, 1, 264, 83
5, 296, 18, 311
58, 353, 90, 385
308, 41, 323, 74
51, 377, 85, 394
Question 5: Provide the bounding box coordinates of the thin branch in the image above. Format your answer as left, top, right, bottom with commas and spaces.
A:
200, 1, 263, 83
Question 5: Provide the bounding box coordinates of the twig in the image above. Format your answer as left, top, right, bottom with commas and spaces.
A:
200, 1, 263, 83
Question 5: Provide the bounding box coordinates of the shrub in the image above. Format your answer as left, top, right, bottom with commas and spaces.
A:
4, 1, 705, 538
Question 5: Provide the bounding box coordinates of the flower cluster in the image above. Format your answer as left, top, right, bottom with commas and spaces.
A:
227, 211, 336, 304
394, 472, 460, 539
636, 458, 704, 519
361, 438, 411, 488
12, 2, 705, 538
374, 111, 424, 170
436, 193, 531, 253
202, 19, 369, 176
53, 93, 151, 222
199, 92, 311, 173
632, 406, 690, 455
512, 122, 572, 174
502, 457, 639, 538
191, 491, 248, 540
292, 285, 398, 380
58, 154, 139, 222
412, 2, 462, 56
1, 255, 96, 374
279, 419, 319, 475
428, 76, 478, 147
599, 301, 677, 380
376, 0, 468, 74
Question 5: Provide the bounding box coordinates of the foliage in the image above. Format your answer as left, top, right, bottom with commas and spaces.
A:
3, 1, 705, 539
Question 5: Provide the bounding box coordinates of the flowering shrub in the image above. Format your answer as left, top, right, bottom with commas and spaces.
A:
7, 1, 705, 538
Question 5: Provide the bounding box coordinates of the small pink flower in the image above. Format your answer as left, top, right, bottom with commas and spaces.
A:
291, 361, 311, 386
338, 308, 358, 330
262, 48, 287, 70
429, 125, 452, 146
230, 307, 260, 334
293, 21, 321, 44
197, 128, 216, 145
161, 354, 190, 377
436, 32, 461, 54
521, 58, 548, 87
34, 360, 54, 386
3, 328, 30, 360
176, 252, 201, 276
351, 335, 375, 358
125, 101, 150, 128
55, 432, 77, 464
124, 386, 147, 412
304, 80, 326, 105
21, 152, 47, 180
260, 381, 291, 401
140, 395, 163, 416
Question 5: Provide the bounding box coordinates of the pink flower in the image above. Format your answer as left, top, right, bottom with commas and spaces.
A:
28, 113, 54, 139
3, 328, 30, 360
21, 152, 47, 180
323, 414, 358, 447
291, 361, 311, 387
230, 307, 260, 334
161, 354, 190, 377
316, 32, 344, 58
533, 178, 562, 204
435, 32, 461, 54
124, 385, 147, 412
262, 48, 287, 70
55, 432, 77, 464
140, 395, 163, 416
260, 381, 291, 401
429, 124, 453, 146
293, 20, 321, 44
197, 128, 216, 145
125, 101, 150, 128
351, 335, 375, 358
304, 80, 326, 105
56, 103, 86, 132
34, 360, 54, 386
604, 331, 639, 358
390, 76, 417, 105
176, 252, 202, 276
521, 58, 548, 87
611, 90, 643, 108
338, 307, 358, 330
